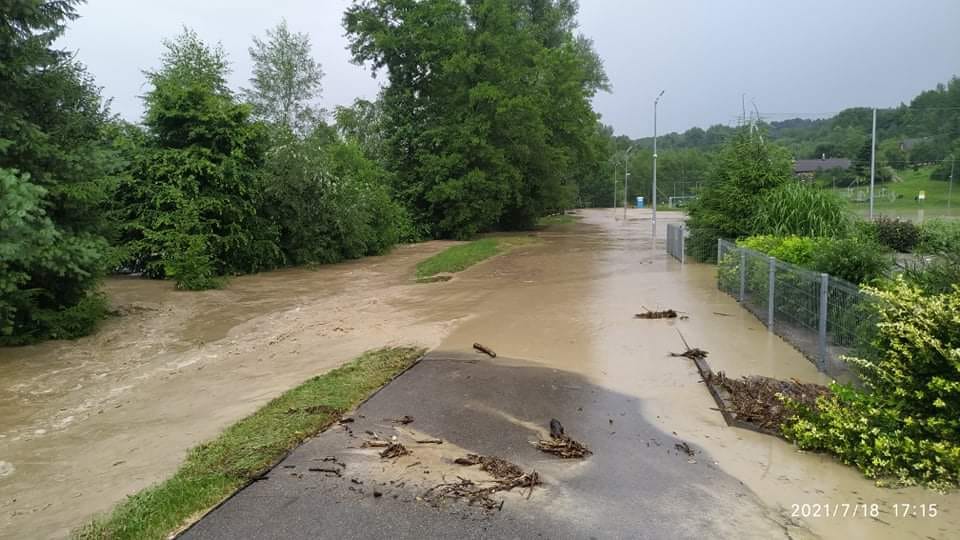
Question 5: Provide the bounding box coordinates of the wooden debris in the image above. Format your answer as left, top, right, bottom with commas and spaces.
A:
533, 420, 591, 459
454, 454, 524, 480
706, 371, 830, 433
670, 329, 708, 360
361, 440, 390, 448
674, 441, 694, 457
380, 442, 411, 459
415, 438, 443, 444
634, 309, 679, 319
423, 472, 541, 511
473, 342, 497, 358
386, 415, 414, 424
308, 467, 342, 477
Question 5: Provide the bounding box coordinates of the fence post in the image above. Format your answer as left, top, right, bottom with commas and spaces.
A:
717, 238, 722, 263
738, 249, 746, 302
767, 256, 775, 330
819, 273, 829, 371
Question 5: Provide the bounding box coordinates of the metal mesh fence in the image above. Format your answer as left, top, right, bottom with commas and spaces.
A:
716, 239, 870, 379
666, 223, 685, 263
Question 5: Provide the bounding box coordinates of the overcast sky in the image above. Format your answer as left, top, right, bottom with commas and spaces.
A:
58, 0, 960, 138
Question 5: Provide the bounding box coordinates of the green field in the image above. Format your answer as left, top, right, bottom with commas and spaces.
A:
832, 167, 958, 221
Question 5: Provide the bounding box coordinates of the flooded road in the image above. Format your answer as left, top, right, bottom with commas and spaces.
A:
1, 208, 957, 539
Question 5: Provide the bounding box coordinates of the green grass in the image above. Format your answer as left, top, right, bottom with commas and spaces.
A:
832, 166, 959, 219
536, 213, 577, 226
74, 347, 425, 540
415, 236, 539, 280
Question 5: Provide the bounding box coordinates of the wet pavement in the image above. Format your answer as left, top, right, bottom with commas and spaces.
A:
182, 353, 792, 540
2, 209, 958, 539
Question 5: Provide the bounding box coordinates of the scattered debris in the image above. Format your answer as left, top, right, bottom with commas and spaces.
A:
670, 348, 708, 361
415, 438, 443, 444
473, 342, 497, 358
706, 371, 829, 434
386, 415, 415, 425
669, 329, 708, 360
712, 311, 732, 317
380, 442, 411, 459
533, 420, 592, 459
417, 274, 453, 284
454, 454, 524, 480
338, 417, 355, 424
634, 308, 679, 319
405, 461, 422, 469
423, 472, 541, 511
674, 441, 695, 457
361, 440, 390, 448
308, 467, 342, 477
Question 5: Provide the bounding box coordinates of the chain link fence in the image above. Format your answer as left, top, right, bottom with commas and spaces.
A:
716, 239, 871, 379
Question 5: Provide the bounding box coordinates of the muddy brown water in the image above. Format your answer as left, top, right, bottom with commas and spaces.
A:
1, 209, 956, 539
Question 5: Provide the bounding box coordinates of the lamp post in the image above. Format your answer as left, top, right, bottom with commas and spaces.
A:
624, 146, 636, 220
652, 90, 664, 241
612, 161, 620, 218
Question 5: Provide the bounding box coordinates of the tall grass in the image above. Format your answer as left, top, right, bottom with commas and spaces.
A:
752, 182, 851, 238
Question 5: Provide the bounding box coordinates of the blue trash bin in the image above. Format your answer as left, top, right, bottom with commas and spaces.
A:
636, 196, 645, 208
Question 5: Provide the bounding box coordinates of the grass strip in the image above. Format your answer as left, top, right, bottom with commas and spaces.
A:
74, 346, 425, 540
415, 236, 538, 280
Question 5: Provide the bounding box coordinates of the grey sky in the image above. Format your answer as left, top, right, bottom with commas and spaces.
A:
59, 0, 960, 138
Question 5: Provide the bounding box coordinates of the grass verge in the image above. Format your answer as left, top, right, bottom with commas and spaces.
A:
74, 346, 425, 540
415, 236, 539, 280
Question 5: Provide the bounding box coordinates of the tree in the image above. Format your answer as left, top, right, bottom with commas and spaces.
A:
115, 29, 276, 289
245, 20, 324, 135
0, 0, 117, 344
685, 127, 793, 261
344, 0, 609, 238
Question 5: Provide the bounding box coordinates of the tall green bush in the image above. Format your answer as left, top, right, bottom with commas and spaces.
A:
739, 235, 890, 285
783, 279, 960, 488
686, 127, 793, 261
751, 181, 851, 237
872, 216, 920, 253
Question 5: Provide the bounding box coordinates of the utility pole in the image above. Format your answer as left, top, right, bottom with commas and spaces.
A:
624, 145, 635, 221
869, 108, 877, 220
652, 90, 664, 241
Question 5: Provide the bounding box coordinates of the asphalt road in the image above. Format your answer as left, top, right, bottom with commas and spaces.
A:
181, 353, 794, 539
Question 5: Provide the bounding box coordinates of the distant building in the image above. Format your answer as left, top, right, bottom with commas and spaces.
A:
793, 157, 851, 179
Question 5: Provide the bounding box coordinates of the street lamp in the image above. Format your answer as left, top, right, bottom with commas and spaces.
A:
652, 90, 664, 241
612, 160, 620, 218
624, 145, 635, 221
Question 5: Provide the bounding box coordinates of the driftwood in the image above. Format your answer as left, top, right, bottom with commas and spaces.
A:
533, 419, 591, 458
379, 442, 411, 459
635, 309, 679, 319
386, 415, 415, 424
473, 342, 497, 358
706, 371, 830, 433
423, 472, 541, 510
669, 329, 708, 360
454, 454, 524, 480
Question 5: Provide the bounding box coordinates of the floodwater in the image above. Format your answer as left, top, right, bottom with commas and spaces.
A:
1, 209, 957, 539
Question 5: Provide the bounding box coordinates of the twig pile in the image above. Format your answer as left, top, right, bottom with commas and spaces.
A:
533, 434, 592, 458
379, 442, 411, 459
706, 371, 830, 432
454, 454, 523, 479
669, 329, 708, 360
634, 309, 679, 319
423, 472, 541, 510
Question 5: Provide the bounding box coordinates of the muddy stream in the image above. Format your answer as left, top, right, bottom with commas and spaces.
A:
0, 209, 956, 539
